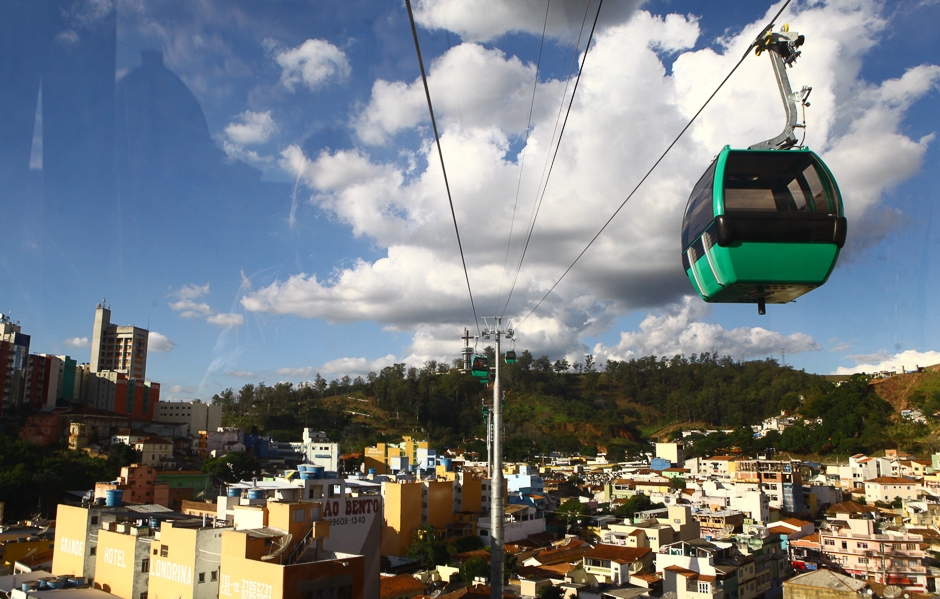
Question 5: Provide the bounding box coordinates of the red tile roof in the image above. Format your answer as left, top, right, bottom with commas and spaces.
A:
585, 544, 651, 564
380, 575, 426, 599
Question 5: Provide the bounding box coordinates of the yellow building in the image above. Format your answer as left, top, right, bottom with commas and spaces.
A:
381, 482, 423, 557
365, 444, 387, 474
94, 524, 152, 599
216, 474, 382, 599
364, 437, 431, 474
149, 520, 226, 599
379, 470, 502, 558
51, 493, 367, 599
217, 498, 364, 599
1, 537, 56, 573
423, 480, 454, 529
52, 504, 101, 580
220, 528, 363, 599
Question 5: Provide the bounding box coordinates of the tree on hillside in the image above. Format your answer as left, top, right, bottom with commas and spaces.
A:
613, 494, 663, 520
202, 451, 261, 483
0, 435, 116, 520
407, 525, 448, 570
539, 586, 564, 599
460, 555, 489, 583
107, 442, 141, 469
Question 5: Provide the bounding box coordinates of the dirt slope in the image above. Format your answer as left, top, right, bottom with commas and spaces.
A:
869, 364, 940, 412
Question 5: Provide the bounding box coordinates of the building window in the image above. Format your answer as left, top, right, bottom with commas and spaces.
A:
160, 545, 168, 558
198, 572, 205, 583
857, 542, 868, 549
211, 570, 218, 582
824, 539, 835, 546
294, 508, 306, 522
141, 559, 149, 573
89, 546, 96, 555
140, 593, 148, 599
91, 516, 99, 525
859, 558, 868, 564
699, 582, 709, 594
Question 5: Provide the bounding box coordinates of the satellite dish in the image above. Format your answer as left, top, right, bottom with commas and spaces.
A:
261, 532, 292, 561
883, 586, 903, 598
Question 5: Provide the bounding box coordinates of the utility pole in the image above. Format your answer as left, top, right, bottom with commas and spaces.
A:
482, 317, 513, 599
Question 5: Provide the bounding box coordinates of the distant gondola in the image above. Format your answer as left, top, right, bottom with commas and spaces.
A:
505, 350, 516, 364
680, 25, 847, 314
471, 355, 489, 382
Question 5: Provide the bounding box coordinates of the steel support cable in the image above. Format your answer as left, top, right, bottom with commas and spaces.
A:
495, 0, 552, 316
404, 0, 481, 335
517, 0, 793, 327
503, 1, 593, 318
502, 0, 603, 318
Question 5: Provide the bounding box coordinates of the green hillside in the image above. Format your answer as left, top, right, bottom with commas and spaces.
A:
213, 353, 933, 460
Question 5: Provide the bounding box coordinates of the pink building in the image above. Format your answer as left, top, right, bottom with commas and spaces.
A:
819, 501, 926, 591
94, 463, 171, 506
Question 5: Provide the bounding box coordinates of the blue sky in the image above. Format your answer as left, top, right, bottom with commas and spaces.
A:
2, 0, 938, 400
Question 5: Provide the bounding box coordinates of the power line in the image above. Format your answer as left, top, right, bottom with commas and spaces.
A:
404, 0, 480, 335
503, 0, 604, 317
495, 0, 551, 315
518, 0, 793, 327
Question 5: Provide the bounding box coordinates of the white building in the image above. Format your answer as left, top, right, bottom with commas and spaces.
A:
864, 476, 919, 503
477, 502, 545, 544
154, 399, 222, 434
298, 429, 340, 471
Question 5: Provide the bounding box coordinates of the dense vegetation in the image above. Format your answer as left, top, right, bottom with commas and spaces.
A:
0, 435, 131, 520
210, 351, 911, 460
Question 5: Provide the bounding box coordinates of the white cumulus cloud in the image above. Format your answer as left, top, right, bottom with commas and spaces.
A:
412, 0, 643, 43
64, 336, 91, 348
224, 110, 277, 145
148, 332, 176, 353
319, 354, 398, 377
169, 299, 213, 318
592, 296, 820, 364
274, 39, 350, 92
833, 350, 940, 375
207, 312, 245, 327
169, 283, 244, 327
172, 283, 210, 300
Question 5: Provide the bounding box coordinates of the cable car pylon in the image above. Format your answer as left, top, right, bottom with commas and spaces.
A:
481, 317, 513, 599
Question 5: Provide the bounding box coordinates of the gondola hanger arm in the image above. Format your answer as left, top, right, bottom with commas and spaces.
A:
749, 25, 813, 151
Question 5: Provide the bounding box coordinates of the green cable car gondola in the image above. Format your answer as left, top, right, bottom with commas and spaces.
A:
505, 350, 516, 364
681, 25, 847, 314
470, 355, 489, 382
681, 146, 846, 312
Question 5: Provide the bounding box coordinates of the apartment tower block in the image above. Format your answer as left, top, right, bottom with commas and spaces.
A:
91, 301, 148, 380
